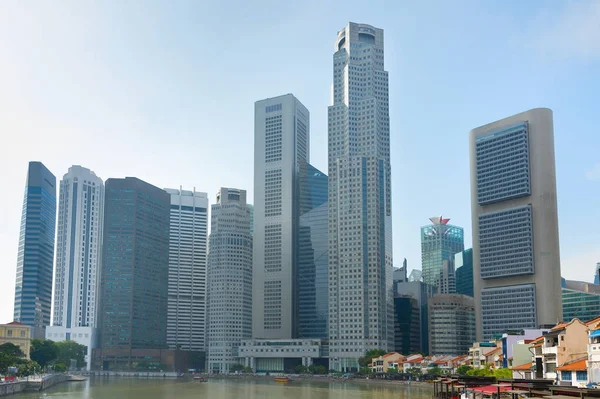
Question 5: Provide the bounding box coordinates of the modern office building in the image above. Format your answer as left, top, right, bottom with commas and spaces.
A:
393, 296, 421, 355
164, 188, 208, 352
297, 163, 328, 340
470, 108, 562, 340
394, 259, 409, 283
421, 216, 464, 289
595, 263, 600, 285
253, 94, 310, 340
562, 279, 600, 323
13, 161, 56, 339
435, 260, 456, 294
455, 249, 474, 297
327, 22, 394, 372
394, 277, 436, 354
96, 177, 170, 370
46, 166, 104, 369
207, 188, 253, 373
428, 294, 475, 356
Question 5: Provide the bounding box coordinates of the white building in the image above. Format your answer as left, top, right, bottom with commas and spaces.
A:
207, 188, 253, 373
239, 339, 324, 372
327, 22, 394, 372
164, 188, 208, 352
253, 94, 309, 340
469, 108, 562, 340
47, 166, 104, 370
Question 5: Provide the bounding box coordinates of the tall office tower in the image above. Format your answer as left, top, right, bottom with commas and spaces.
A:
164, 188, 208, 352
327, 22, 394, 372
455, 249, 474, 297
428, 294, 475, 355
253, 94, 310, 340
297, 164, 328, 339
207, 188, 253, 373
470, 108, 562, 340
394, 278, 436, 354
562, 278, 600, 323
435, 260, 456, 294
97, 178, 170, 370
595, 263, 600, 285
421, 216, 464, 288
46, 166, 104, 369
393, 295, 420, 355
13, 162, 56, 339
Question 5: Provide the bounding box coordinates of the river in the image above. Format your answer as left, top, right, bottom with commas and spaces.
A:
15, 377, 434, 399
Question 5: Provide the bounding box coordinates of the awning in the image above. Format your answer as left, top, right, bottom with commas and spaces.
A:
472, 385, 512, 395
590, 329, 600, 338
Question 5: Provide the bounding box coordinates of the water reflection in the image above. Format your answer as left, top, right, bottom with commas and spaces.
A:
18, 377, 433, 399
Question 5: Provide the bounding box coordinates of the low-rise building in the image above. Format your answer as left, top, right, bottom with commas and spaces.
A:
539, 319, 588, 380
557, 358, 588, 387
0, 321, 32, 358
371, 352, 402, 373
239, 339, 326, 373
468, 342, 499, 368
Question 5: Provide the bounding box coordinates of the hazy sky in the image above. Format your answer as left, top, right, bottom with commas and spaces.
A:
1, 0, 599, 323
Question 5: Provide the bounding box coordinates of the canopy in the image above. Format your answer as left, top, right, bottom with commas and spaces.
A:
589, 329, 600, 338
472, 386, 512, 395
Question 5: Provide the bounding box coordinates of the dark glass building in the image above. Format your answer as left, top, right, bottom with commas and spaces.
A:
455, 249, 474, 297
98, 177, 170, 370
297, 163, 328, 339
13, 162, 56, 338
394, 296, 420, 355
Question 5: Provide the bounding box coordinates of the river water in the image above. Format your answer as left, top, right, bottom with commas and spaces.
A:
16, 378, 434, 399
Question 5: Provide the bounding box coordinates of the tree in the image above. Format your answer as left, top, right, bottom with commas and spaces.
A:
16, 360, 40, 377
243, 366, 253, 373
387, 367, 398, 374
359, 366, 373, 375
428, 365, 443, 376
456, 365, 473, 376
493, 368, 512, 379
296, 365, 308, 374
55, 340, 87, 369
30, 339, 58, 369
406, 367, 422, 378
229, 364, 245, 372
0, 343, 25, 358
53, 363, 67, 373
308, 364, 327, 375
358, 349, 387, 368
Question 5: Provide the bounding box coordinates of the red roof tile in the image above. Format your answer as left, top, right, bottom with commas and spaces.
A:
511, 362, 533, 371
556, 359, 587, 371
6, 321, 27, 326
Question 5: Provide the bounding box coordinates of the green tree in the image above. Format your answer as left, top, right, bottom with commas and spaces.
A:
386, 366, 398, 374
55, 340, 87, 369
358, 349, 387, 368
0, 343, 25, 358
30, 339, 58, 369
308, 364, 327, 375
16, 360, 40, 377
428, 365, 443, 376
493, 368, 512, 379
359, 366, 373, 375
296, 364, 308, 374
406, 367, 422, 378
230, 364, 245, 372
53, 363, 67, 372
243, 366, 253, 373
456, 365, 473, 376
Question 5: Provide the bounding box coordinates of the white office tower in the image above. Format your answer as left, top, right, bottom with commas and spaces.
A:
164, 188, 208, 352
470, 108, 562, 340
47, 166, 104, 370
328, 22, 394, 372
207, 188, 253, 373
253, 94, 309, 339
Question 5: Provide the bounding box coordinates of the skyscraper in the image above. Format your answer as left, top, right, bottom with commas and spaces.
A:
470, 108, 562, 340
428, 294, 475, 355
455, 249, 474, 297
207, 188, 253, 373
421, 216, 464, 289
164, 188, 208, 352
13, 161, 56, 339
46, 166, 104, 369
328, 22, 394, 371
97, 177, 170, 370
253, 94, 310, 340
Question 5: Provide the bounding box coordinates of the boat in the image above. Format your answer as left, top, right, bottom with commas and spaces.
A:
193, 376, 207, 382
274, 376, 291, 383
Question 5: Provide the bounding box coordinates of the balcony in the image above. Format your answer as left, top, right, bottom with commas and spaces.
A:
543, 346, 558, 356
589, 344, 600, 363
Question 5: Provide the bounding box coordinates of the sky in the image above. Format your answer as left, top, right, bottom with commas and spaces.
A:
1, 0, 599, 323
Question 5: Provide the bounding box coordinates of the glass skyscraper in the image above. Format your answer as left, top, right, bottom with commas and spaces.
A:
13, 161, 56, 338
421, 216, 464, 289
98, 177, 170, 370
297, 164, 328, 339
328, 22, 394, 372
455, 249, 474, 297
562, 279, 600, 323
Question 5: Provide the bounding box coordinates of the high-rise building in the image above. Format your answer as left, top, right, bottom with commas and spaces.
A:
164, 188, 208, 352
435, 260, 456, 294
97, 177, 170, 370
393, 296, 420, 355
253, 94, 309, 340
595, 263, 600, 286
394, 277, 436, 354
13, 161, 56, 338
327, 22, 394, 372
207, 188, 253, 373
46, 166, 104, 369
470, 108, 562, 340
297, 164, 328, 339
394, 259, 409, 283
455, 249, 474, 297
562, 278, 600, 323
421, 216, 464, 289
428, 294, 475, 355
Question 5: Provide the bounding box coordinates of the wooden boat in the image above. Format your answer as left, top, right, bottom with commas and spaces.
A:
193, 376, 207, 382
274, 376, 291, 383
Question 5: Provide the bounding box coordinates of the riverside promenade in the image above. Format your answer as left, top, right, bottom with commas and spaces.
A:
0, 374, 70, 397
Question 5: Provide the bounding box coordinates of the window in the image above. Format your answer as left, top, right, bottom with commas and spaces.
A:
20, 330, 25, 337
576, 371, 588, 381
561, 371, 571, 381
7, 330, 12, 337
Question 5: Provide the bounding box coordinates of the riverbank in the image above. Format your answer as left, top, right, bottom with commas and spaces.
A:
0, 374, 71, 397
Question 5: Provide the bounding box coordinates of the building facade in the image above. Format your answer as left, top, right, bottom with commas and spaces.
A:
0, 321, 32, 359
96, 177, 170, 370
455, 249, 474, 297
421, 216, 464, 289
394, 279, 436, 354
428, 294, 475, 356
327, 22, 394, 372
164, 188, 208, 352
470, 108, 562, 340
207, 188, 253, 373
393, 296, 421, 355
562, 279, 600, 323
239, 339, 325, 373
435, 260, 456, 294
253, 94, 310, 340
13, 161, 56, 339
46, 166, 104, 369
